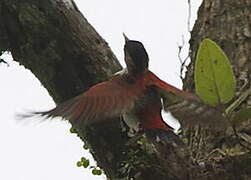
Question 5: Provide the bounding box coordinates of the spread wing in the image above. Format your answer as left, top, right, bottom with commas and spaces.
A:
162, 98, 228, 130
27, 76, 142, 126
147, 71, 228, 130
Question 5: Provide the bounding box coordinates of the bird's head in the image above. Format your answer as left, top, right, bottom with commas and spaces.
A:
123, 34, 149, 76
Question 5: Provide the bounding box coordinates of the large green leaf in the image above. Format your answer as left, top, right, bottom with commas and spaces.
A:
195, 39, 236, 105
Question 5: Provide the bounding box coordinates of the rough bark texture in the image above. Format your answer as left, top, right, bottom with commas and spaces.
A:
0, 0, 250, 179
0, 0, 128, 178
183, 0, 251, 179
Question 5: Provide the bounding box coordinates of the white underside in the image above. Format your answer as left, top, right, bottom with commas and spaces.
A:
123, 110, 180, 133
161, 110, 180, 131
123, 100, 181, 132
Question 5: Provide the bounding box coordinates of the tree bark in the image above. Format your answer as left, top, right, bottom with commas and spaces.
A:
0, 0, 125, 178
183, 0, 251, 179
0, 0, 250, 179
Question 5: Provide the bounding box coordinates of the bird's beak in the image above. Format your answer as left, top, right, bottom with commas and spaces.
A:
123, 33, 130, 42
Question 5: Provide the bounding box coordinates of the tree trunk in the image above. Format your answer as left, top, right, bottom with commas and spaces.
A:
183, 0, 251, 179
0, 0, 250, 179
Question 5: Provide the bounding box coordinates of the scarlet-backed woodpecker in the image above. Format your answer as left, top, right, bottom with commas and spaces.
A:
30, 35, 226, 131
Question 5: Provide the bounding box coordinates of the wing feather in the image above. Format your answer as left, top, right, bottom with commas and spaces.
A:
27, 76, 143, 126
165, 99, 228, 130
147, 71, 228, 130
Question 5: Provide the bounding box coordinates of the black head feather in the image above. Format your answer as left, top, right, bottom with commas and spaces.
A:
124, 40, 149, 75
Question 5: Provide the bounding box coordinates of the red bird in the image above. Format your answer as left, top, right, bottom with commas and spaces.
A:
32, 36, 226, 132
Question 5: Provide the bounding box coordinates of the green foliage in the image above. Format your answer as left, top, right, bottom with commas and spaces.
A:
76, 161, 83, 167
76, 157, 90, 168
83, 144, 89, 150
194, 38, 251, 131
92, 168, 102, 175
69, 127, 77, 134
81, 157, 90, 168
76, 156, 102, 176
119, 136, 161, 179
195, 39, 236, 105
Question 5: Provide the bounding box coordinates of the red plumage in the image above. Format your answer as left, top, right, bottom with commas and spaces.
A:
28, 37, 226, 131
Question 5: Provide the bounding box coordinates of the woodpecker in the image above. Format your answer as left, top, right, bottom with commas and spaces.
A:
32, 35, 226, 131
